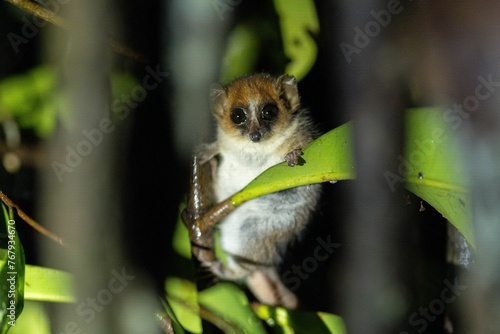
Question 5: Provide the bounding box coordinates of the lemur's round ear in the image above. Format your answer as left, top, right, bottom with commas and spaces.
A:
281, 74, 297, 87
277, 74, 300, 111
209, 83, 226, 118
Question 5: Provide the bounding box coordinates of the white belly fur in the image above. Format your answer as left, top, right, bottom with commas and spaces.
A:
214, 147, 283, 256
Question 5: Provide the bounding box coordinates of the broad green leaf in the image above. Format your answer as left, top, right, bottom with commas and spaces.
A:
198, 282, 266, 334
165, 278, 267, 333
231, 122, 355, 206
160, 299, 186, 334
273, 0, 319, 81
165, 277, 202, 334
254, 304, 346, 334
318, 312, 348, 334
23, 265, 74, 303
403, 108, 473, 246
0, 253, 74, 303
0, 205, 25, 333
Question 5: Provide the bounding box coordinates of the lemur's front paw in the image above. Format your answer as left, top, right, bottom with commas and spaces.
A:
285, 149, 304, 167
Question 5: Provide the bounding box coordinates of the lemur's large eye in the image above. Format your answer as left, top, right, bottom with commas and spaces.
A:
230, 108, 247, 125
261, 104, 278, 121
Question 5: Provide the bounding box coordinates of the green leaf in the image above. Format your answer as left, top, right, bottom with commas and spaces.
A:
23, 265, 74, 303
231, 122, 355, 206
254, 305, 346, 334
172, 204, 192, 260
273, 0, 319, 81
198, 283, 267, 334
160, 299, 186, 334
0, 255, 74, 304
0, 205, 25, 333
220, 24, 261, 84
165, 277, 202, 334
403, 107, 473, 246
9, 301, 50, 334
318, 312, 348, 334
165, 278, 267, 334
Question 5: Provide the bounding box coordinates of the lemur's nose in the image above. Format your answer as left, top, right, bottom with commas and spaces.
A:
249, 131, 261, 142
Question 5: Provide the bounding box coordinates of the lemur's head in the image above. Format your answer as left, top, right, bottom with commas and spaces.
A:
210, 73, 301, 144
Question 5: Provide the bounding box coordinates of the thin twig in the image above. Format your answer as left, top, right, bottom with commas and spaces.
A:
0, 190, 64, 246
5, 0, 149, 63
108, 40, 149, 64
5, 0, 67, 28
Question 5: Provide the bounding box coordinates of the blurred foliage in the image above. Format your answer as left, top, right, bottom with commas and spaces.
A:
219, 24, 261, 84
0, 66, 138, 139
273, 0, 319, 81
0, 66, 57, 138
220, 0, 319, 83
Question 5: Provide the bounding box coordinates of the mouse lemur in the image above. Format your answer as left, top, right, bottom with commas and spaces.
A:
196, 73, 321, 309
